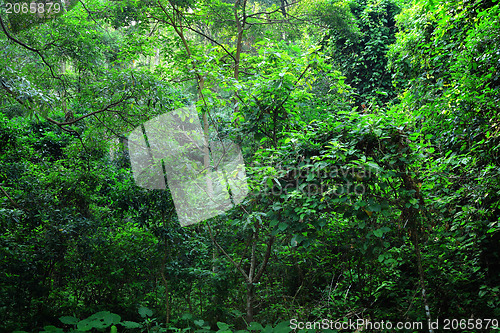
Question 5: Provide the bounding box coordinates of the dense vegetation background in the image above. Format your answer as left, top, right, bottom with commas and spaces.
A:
0, 0, 499, 331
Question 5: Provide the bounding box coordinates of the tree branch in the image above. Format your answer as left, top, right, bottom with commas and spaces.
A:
45, 95, 132, 126
0, 15, 62, 81
0, 183, 20, 209
253, 235, 275, 282
206, 222, 250, 281
179, 24, 237, 63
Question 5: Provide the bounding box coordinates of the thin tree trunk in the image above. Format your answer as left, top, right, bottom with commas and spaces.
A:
158, 1, 213, 195
246, 282, 255, 323
170, 13, 212, 193
161, 249, 171, 325
413, 228, 433, 333
161, 209, 171, 325
400, 167, 433, 333
246, 231, 257, 322
233, 0, 248, 81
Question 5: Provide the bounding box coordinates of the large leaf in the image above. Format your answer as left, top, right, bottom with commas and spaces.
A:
40, 326, 64, 333
76, 311, 121, 331
121, 321, 142, 329
247, 322, 264, 331
138, 306, 153, 318
273, 321, 292, 333
77, 319, 95, 332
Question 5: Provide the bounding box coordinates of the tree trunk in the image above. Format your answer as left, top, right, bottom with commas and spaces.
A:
246, 282, 255, 323
233, 0, 247, 81
161, 246, 171, 325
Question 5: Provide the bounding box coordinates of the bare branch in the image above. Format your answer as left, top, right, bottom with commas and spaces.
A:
180, 24, 237, 63
45, 94, 132, 126
206, 222, 250, 282
274, 63, 311, 114
0, 183, 20, 209
254, 235, 275, 282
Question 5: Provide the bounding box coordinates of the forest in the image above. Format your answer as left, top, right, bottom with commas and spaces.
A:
0, 0, 499, 331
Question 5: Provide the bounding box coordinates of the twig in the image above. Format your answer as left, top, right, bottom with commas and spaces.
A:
0, 183, 20, 209
206, 222, 249, 281
46, 95, 132, 126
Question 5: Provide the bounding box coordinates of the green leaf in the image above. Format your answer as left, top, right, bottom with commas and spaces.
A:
41, 326, 63, 333
77, 319, 93, 332
182, 313, 193, 320
105, 313, 121, 325
278, 222, 288, 231
385, 258, 397, 265
367, 162, 382, 172
262, 324, 274, 333
369, 203, 382, 212
194, 320, 205, 327
247, 322, 264, 331
85, 311, 121, 327
138, 306, 153, 318
217, 322, 230, 331
273, 321, 292, 333
121, 321, 142, 329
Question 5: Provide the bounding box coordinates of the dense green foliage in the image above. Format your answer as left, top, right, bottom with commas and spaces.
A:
1, 0, 499, 331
